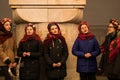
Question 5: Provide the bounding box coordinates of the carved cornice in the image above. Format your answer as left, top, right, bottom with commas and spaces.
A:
9, 0, 86, 23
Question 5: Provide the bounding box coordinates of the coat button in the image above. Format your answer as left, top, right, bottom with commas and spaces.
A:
57, 54, 60, 56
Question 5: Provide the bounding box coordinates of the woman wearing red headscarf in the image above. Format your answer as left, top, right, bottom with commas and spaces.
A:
72, 21, 101, 80
0, 17, 17, 80
44, 22, 68, 80
17, 23, 43, 80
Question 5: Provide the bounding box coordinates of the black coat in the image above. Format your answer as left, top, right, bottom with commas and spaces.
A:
44, 39, 68, 79
99, 32, 120, 79
99, 52, 120, 79
17, 39, 42, 80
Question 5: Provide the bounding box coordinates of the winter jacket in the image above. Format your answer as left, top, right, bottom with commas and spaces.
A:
0, 37, 16, 66
99, 37, 120, 79
17, 39, 42, 80
72, 37, 101, 73
44, 39, 68, 78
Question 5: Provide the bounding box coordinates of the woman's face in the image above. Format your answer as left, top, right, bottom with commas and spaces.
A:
3, 21, 11, 31
107, 23, 115, 34
81, 24, 89, 34
26, 26, 34, 35
50, 25, 59, 34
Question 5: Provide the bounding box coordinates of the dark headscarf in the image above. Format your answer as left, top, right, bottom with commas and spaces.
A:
0, 18, 12, 44
44, 22, 66, 45
77, 21, 94, 40
20, 23, 42, 43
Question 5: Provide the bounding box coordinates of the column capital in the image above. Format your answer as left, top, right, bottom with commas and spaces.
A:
9, 0, 86, 23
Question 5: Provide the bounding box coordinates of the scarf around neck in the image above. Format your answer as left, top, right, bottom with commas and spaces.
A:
20, 33, 41, 43
44, 33, 66, 45
77, 32, 94, 40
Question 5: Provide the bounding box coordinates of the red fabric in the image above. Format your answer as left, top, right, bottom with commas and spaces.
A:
77, 21, 94, 40
109, 38, 120, 63
78, 21, 90, 33
44, 33, 66, 46
0, 18, 12, 25
20, 33, 41, 43
20, 23, 42, 43
78, 32, 94, 40
44, 22, 66, 45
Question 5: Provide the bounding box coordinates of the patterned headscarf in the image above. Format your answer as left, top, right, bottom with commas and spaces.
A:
20, 23, 41, 43
0, 18, 12, 44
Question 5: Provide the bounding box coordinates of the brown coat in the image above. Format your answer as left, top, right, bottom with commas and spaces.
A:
0, 36, 16, 66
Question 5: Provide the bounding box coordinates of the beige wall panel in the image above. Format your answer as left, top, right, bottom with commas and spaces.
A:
48, 9, 83, 22
48, 0, 86, 4
9, 0, 47, 4
12, 9, 48, 22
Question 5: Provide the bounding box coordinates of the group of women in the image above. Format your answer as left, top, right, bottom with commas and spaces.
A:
0, 18, 68, 80
0, 17, 120, 80
72, 19, 120, 80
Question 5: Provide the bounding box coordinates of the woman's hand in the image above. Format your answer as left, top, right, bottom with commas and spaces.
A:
9, 62, 17, 68
23, 52, 30, 57
52, 62, 62, 67
85, 53, 92, 58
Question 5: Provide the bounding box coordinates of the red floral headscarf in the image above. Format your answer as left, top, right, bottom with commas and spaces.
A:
0, 18, 12, 44
20, 23, 41, 43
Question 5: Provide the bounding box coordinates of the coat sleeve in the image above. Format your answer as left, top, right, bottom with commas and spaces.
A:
0, 44, 11, 65
72, 39, 85, 57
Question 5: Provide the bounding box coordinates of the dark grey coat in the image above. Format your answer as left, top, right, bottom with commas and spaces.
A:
44, 39, 68, 79
17, 39, 42, 80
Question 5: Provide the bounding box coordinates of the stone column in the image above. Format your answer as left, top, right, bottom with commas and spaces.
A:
9, 0, 86, 80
